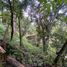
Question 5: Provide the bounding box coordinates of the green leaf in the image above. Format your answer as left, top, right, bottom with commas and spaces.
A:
39, 0, 47, 3
64, 0, 67, 4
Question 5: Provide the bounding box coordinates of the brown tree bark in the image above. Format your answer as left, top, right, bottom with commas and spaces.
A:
6, 56, 25, 67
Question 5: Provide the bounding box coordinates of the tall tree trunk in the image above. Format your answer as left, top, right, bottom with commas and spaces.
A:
8, 0, 14, 40
1, 4, 3, 23
18, 18, 22, 47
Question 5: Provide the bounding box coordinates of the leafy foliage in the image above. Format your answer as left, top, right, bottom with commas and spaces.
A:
0, 0, 67, 67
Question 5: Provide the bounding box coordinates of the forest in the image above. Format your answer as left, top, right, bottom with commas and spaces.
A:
0, 0, 67, 67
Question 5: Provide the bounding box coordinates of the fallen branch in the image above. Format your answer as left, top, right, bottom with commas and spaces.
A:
6, 56, 25, 67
